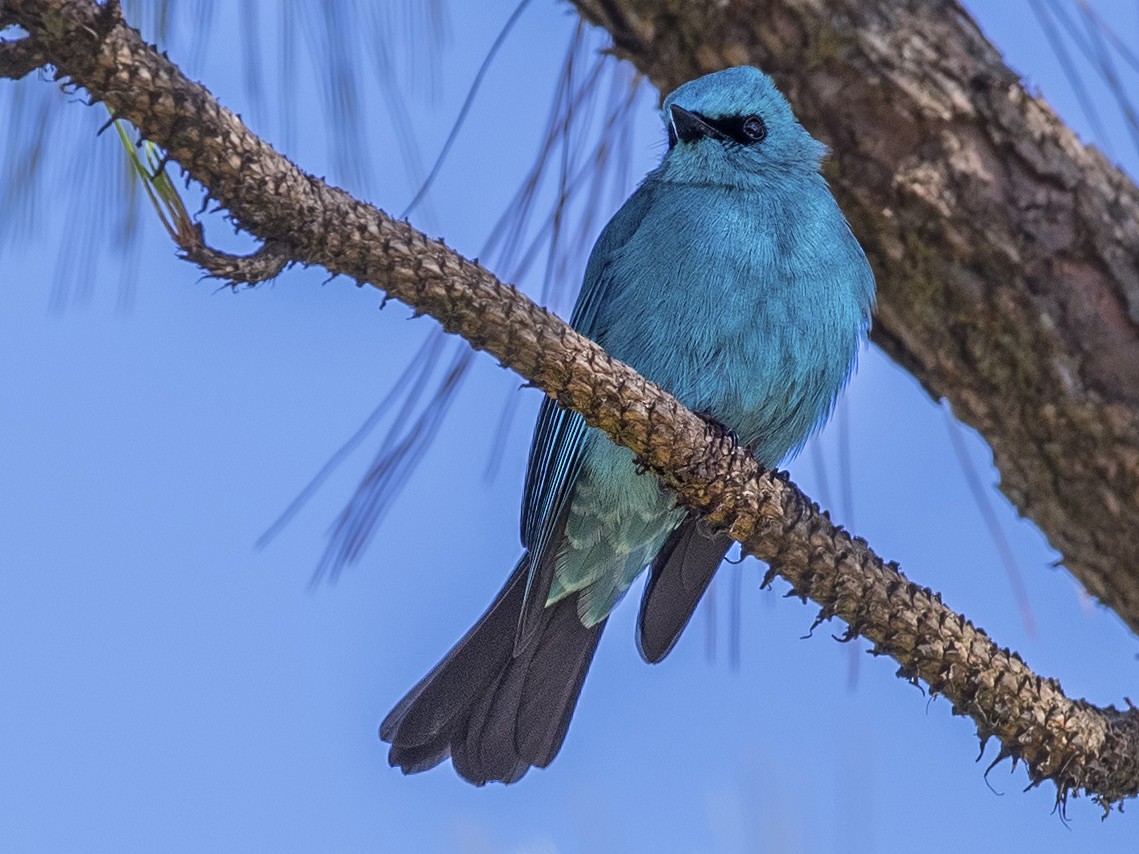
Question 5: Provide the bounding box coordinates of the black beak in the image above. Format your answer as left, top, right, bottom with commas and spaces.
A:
669, 104, 727, 144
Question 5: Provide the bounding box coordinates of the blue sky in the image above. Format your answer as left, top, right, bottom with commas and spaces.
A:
2, 2, 1138, 852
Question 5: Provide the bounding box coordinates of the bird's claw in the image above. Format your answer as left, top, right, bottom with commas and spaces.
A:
696, 410, 742, 453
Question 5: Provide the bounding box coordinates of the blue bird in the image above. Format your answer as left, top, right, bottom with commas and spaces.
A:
381, 66, 875, 784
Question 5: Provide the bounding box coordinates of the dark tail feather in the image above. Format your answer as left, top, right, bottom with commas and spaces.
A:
381, 555, 604, 785
637, 518, 732, 664
380, 558, 528, 768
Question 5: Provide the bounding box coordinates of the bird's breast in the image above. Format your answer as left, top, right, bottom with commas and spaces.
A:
591, 183, 865, 466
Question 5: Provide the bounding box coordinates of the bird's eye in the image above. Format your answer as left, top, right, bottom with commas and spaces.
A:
742, 115, 766, 142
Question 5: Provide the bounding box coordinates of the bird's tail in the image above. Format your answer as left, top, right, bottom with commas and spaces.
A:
380, 555, 605, 785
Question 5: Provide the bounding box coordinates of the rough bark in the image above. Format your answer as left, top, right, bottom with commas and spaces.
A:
570, 0, 1139, 637
5, 0, 1139, 809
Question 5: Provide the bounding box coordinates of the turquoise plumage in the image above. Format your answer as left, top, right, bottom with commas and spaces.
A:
382, 66, 875, 784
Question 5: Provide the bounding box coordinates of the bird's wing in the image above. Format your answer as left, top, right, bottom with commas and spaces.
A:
636, 517, 732, 663
514, 180, 658, 652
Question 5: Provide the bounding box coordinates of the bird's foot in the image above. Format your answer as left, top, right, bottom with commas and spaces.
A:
695, 410, 742, 454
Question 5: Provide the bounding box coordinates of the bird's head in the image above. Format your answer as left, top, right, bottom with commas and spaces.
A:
658, 66, 826, 186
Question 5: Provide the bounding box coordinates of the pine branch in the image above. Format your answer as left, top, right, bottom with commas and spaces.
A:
0, 34, 46, 80
5, 0, 1139, 810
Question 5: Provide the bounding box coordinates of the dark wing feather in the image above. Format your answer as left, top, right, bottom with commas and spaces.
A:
636, 517, 732, 664
515, 182, 658, 650
516, 405, 587, 652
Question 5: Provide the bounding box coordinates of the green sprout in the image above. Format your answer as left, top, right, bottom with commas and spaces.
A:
112, 116, 196, 247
